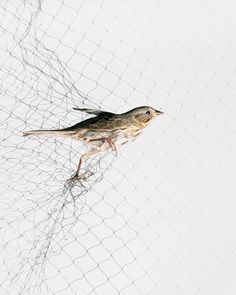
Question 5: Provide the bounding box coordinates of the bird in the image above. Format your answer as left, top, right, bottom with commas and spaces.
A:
23, 106, 163, 179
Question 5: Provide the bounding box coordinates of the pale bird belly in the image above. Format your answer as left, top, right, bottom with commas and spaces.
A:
113, 127, 142, 146
71, 127, 141, 147
76, 129, 115, 146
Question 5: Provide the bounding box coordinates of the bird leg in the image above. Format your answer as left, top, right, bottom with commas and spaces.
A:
70, 137, 117, 181
89, 137, 117, 153
73, 147, 100, 178
106, 138, 117, 153
75, 157, 83, 177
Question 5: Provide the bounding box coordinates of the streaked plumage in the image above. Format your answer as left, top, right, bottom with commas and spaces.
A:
23, 106, 163, 178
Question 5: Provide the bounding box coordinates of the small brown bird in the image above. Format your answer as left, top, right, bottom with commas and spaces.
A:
23, 106, 163, 178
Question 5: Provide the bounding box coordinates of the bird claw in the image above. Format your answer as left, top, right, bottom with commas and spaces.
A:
66, 170, 94, 187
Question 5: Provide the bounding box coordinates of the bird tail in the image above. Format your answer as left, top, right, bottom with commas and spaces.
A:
23, 129, 75, 137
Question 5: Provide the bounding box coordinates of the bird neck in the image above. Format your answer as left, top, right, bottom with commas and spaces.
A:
134, 114, 151, 128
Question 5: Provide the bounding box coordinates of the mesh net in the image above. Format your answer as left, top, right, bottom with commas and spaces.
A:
1, 1, 236, 295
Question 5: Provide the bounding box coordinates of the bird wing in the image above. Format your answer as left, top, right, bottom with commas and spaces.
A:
64, 111, 116, 131
23, 109, 118, 136
73, 107, 114, 116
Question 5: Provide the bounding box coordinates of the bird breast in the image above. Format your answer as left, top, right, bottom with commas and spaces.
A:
70, 121, 142, 147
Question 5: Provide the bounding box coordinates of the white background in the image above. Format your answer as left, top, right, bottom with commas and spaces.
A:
0, 0, 236, 294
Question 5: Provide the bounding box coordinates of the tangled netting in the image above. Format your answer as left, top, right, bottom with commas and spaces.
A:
0, 1, 161, 294
1, 1, 236, 295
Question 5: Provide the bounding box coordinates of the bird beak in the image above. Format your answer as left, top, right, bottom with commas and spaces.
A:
154, 109, 164, 116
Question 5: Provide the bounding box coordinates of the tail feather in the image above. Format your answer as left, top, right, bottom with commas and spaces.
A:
23, 129, 72, 137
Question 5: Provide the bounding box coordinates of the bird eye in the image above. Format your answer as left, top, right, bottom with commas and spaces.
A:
146, 111, 151, 115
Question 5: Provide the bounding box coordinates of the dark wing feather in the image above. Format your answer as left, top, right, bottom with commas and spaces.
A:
63, 112, 116, 131
73, 107, 114, 117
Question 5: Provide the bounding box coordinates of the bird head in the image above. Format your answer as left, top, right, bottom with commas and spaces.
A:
127, 106, 163, 127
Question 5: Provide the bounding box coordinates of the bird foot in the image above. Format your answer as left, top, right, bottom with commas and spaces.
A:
66, 170, 94, 186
